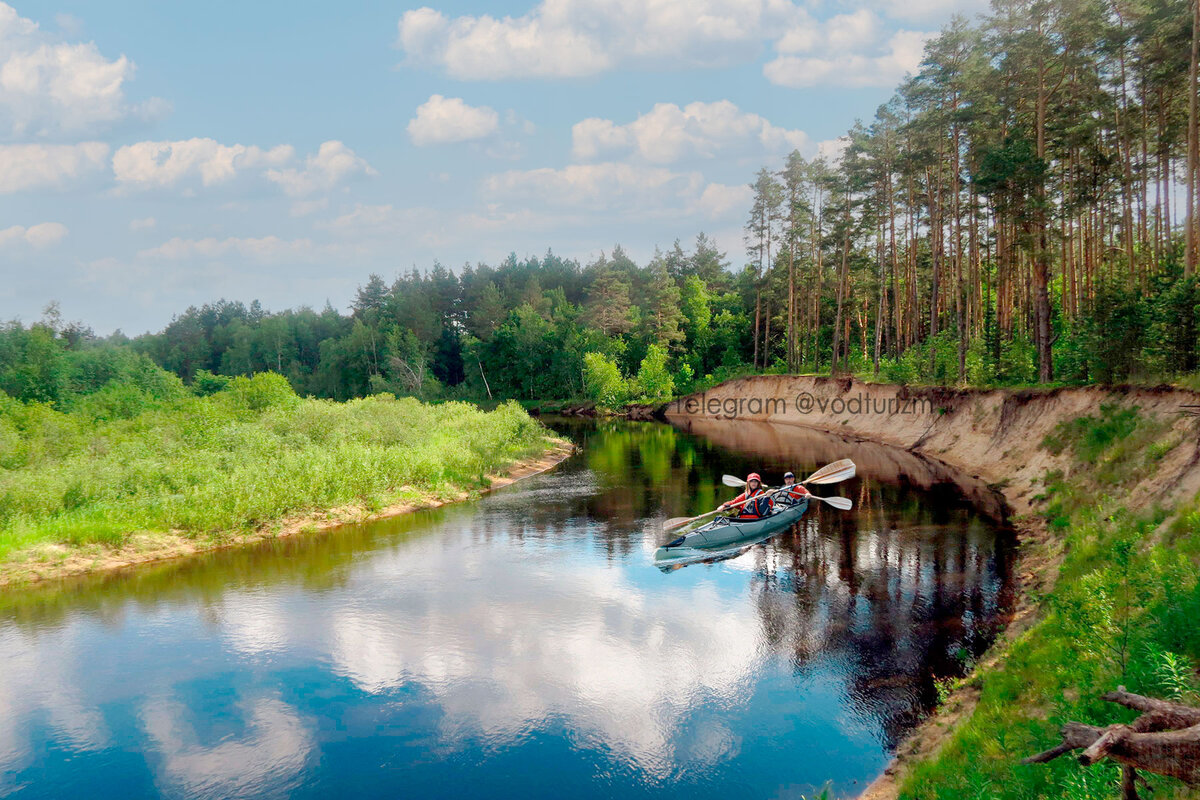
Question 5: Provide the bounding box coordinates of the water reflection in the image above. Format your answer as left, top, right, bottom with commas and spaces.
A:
0, 419, 1013, 799
141, 693, 311, 798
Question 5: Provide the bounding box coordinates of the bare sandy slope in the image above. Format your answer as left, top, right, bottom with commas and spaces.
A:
664, 376, 1200, 797
666, 376, 1200, 519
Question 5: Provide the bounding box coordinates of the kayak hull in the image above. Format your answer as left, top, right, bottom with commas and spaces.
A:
656, 497, 810, 559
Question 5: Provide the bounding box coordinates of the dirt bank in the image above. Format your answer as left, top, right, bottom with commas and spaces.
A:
664, 376, 1200, 797
666, 376, 1200, 520
0, 439, 574, 589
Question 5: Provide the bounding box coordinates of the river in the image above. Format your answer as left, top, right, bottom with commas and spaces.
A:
0, 419, 1014, 799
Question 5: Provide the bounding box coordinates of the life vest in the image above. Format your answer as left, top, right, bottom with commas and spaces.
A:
732, 488, 772, 519
776, 484, 809, 505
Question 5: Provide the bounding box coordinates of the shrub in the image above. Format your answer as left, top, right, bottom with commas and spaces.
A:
583, 352, 628, 408
631, 344, 674, 403
220, 372, 301, 413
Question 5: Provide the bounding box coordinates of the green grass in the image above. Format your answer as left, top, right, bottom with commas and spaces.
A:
0, 373, 554, 562
900, 405, 1200, 800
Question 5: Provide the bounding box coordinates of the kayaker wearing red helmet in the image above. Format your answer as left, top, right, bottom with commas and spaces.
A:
720, 473, 773, 519
776, 471, 810, 506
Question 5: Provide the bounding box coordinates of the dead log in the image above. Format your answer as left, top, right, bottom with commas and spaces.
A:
1023, 687, 1200, 798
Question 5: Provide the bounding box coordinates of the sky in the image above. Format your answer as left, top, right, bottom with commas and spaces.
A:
0, 0, 984, 335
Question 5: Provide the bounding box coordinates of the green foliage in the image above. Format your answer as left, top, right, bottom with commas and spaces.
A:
192, 369, 231, 396
1082, 279, 1148, 383
1040, 404, 1167, 488
0, 387, 551, 561
582, 352, 629, 409
631, 344, 675, 403
221, 372, 301, 413
0, 323, 68, 403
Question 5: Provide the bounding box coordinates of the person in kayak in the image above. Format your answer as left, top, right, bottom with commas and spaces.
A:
719, 473, 774, 519
775, 471, 810, 506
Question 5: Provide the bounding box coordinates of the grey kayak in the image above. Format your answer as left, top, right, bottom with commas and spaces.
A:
654, 497, 810, 562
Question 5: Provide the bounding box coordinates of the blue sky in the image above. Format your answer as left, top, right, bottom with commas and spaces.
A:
0, 0, 981, 334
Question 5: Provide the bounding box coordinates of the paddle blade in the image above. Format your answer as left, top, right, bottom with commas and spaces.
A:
663, 516, 695, 531
721, 474, 746, 487
813, 495, 853, 510
804, 459, 856, 485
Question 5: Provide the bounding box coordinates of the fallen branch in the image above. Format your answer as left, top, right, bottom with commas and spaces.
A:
1023, 687, 1200, 798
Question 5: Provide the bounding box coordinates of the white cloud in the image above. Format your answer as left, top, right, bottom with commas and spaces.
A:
110, 139, 373, 198
482, 162, 749, 225
318, 203, 525, 248
397, 0, 798, 79
319, 203, 431, 235
764, 12, 931, 89
0, 2, 159, 137
873, 0, 988, 21
484, 162, 705, 213
816, 136, 850, 163
0, 221, 67, 248
138, 235, 322, 262
129, 216, 155, 231
112, 138, 293, 189
572, 100, 809, 164
0, 141, 108, 192
316, 203, 581, 251
265, 140, 375, 197
408, 94, 499, 145
399, 1, 935, 88
695, 183, 754, 219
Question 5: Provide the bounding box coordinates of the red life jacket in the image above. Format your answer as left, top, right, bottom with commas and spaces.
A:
730, 487, 772, 519
778, 484, 809, 504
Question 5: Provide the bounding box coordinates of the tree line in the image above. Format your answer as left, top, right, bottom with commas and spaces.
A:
2, 237, 757, 406
3, 0, 1198, 405
745, 0, 1200, 385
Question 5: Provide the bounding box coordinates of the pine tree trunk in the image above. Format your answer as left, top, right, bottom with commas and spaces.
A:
1188, 0, 1200, 277
1035, 56, 1054, 383
752, 294, 760, 370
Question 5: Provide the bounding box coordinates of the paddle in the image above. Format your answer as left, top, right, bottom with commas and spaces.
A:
804, 494, 853, 510
721, 458, 856, 488
661, 486, 786, 533
664, 459, 857, 532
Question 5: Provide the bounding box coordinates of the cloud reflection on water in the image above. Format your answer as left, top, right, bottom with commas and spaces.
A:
0, 419, 1013, 798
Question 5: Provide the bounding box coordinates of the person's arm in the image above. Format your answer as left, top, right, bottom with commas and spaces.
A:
720, 491, 748, 510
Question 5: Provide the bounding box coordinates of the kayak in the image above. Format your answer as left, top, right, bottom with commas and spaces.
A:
654, 496, 810, 563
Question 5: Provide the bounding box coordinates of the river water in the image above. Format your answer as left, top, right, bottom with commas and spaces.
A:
0, 419, 1014, 799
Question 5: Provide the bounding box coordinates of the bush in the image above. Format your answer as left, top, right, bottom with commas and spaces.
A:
631, 344, 674, 403
583, 352, 628, 408
192, 369, 231, 396
220, 372, 300, 413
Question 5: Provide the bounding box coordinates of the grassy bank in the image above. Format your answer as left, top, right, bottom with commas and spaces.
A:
900, 405, 1200, 799
0, 372, 556, 575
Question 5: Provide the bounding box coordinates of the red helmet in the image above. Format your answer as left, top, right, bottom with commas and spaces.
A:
746, 473, 761, 483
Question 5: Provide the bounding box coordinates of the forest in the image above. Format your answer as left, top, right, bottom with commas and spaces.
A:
3, 0, 1199, 407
